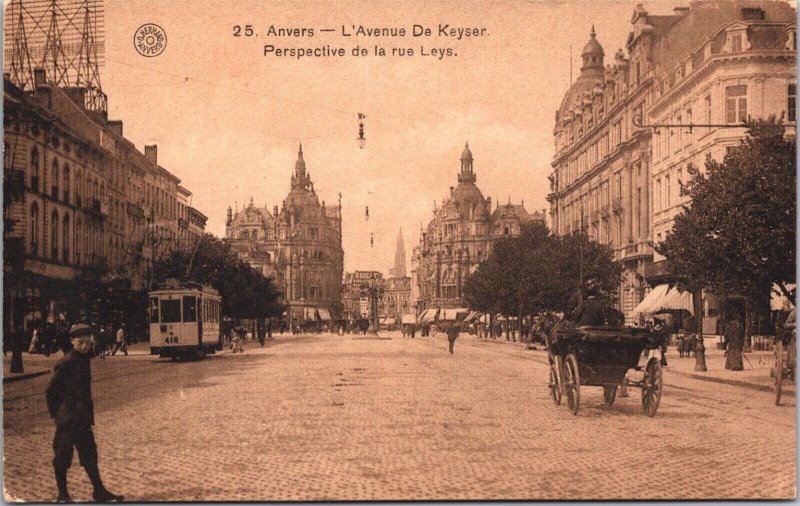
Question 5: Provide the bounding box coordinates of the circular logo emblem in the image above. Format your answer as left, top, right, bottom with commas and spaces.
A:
134, 24, 167, 57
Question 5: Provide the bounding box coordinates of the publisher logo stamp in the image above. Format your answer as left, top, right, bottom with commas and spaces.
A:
134, 24, 167, 57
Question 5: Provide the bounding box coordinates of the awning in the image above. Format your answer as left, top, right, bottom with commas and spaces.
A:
440, 308, 469, 321
419, 308, 437, 323
304, 307, 318, 321
318, 308, 332, 321
633, 284, 694, 315
771, 284, 795, 311
401, 314, 416, 325
464, 311, 480, 322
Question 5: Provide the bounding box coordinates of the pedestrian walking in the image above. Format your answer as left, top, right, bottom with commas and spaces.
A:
446, 323, 460, 354
111, 324, 127, 356
46, 324, 123, 503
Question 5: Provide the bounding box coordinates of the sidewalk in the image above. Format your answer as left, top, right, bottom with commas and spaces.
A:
466, 334, 794, 396
3, 341, 153, 383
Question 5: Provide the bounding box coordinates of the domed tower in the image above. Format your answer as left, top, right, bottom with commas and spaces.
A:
580, 25, 605, 77
458, 142, 476, 184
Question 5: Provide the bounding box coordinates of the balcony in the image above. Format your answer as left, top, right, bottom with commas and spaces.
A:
127, 202, 145, 219
177, 217, 189, 229
600, 205, 611, 219
590, 210, 600, 224
611, 197, 623, 214
644, 259, 672, 282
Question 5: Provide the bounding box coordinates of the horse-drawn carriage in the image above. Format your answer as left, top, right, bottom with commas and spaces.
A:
545, 322, 665, 416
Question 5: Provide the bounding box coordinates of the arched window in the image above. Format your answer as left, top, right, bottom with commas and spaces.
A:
251, 230, 258, 240
62, 214, 70, 263
51, 210, 59, 261
51, 159, 59, 197
63, 164, 70, 203
30, 147, 40, 191
75, 218, 82, 264
30, 202, 39, 254
76, 170, 83, 207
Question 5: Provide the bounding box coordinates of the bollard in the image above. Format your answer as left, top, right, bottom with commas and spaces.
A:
694, 334, 707, 372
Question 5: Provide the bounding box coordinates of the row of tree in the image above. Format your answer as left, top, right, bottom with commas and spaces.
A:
463, 221, 619, 321
154, 234, 285, 321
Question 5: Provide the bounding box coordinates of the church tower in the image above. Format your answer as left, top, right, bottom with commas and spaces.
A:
391, 228, 407, 278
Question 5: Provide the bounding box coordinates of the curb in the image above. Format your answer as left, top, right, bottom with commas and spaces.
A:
667, 368, 787, 394
3, 369, 50, 383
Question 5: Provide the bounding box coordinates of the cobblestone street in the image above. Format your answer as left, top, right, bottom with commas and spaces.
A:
4, 333, 796, 501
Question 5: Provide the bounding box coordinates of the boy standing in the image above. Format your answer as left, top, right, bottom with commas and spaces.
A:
46, 324, 123, 503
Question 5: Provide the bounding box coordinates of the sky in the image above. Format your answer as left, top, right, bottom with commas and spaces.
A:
85, 0, 700, 274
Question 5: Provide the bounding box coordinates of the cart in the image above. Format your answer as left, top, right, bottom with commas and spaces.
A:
546, 324, 664, 416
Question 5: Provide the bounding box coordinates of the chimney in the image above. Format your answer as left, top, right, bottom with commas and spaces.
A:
108, 120, 123, 137
145, 145, 157, 165
33, 68, 46, 87
673, 6, 689, 16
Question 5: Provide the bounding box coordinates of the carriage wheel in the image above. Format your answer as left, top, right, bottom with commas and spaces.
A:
548, 355, 562, 406
603, 385, 617, 407
563, 354, 580, 415
774, 341, 784, 406
641, 358, 663, 417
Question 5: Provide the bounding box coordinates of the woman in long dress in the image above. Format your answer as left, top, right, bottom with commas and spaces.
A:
724, 319, 744, 371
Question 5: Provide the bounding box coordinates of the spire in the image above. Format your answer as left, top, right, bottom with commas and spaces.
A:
292, 143, 310, 190
458, 141, 476, 184
391, 227, 407, 278
581, 25, 605, 75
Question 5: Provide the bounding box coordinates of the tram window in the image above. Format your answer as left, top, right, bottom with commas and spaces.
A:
161, 299, 181, 323
183, 296, 197, 322
149, 297, 159, 324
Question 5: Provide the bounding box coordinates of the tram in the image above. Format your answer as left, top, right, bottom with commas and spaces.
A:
148, 282, 222, 359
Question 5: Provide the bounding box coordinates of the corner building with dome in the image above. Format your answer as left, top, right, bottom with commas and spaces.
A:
225, 145, 343, 324
411, 143, 546, 316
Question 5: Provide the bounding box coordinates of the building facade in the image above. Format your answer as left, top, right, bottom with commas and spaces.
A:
412, 143, 545, 314
548, 1, 796, 321
3, 70, 205, 335
226, 145, 344, 324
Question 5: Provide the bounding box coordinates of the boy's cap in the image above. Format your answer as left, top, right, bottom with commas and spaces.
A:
69, 324, 93, 338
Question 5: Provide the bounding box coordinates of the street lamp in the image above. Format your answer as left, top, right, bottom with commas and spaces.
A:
363, 272, 383, 335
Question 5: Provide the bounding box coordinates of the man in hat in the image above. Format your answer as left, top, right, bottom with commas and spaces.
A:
571, 286, 606, 327
46, 323, 123, 503
446, 322, 460, 354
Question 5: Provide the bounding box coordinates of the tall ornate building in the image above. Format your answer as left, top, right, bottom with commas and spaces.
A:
411, 143, 545, 314
548, 1, 796, 321
384, 229, 412, 321
226, 145, 344, 323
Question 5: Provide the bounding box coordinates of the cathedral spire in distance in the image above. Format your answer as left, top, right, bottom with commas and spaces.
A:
390, 227, 407, 278
291, 143, 310, 190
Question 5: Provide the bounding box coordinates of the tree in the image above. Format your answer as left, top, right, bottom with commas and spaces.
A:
154, 234, 285, 321
656, 119, 796, 310
463, 221, 620, 320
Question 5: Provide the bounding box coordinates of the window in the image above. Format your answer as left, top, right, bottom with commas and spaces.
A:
51, 159, 59, 197
789, 84, 796, 122
730, 33, 742, 52
183, 296, 197, 322
655, 179, 661, 211
665, 176, 671, 208
30, 202, 39, 253
30, 147, 40, 191
51, 210, 59, 261
160, 299, 181, 323
62, 214, 70, 263
705, 95, 712, 131
676, 115, 682, 148
149, 297, 160, 323
685, 109, 692, 144
63, 164, 70, 203
725, 85, 748, 123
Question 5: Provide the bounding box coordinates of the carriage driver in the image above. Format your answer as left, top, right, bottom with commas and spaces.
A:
46, 323, 123, 503
571, 285, 607, 327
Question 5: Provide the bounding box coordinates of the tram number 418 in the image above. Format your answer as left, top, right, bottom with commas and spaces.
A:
165, 336, 179, 344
